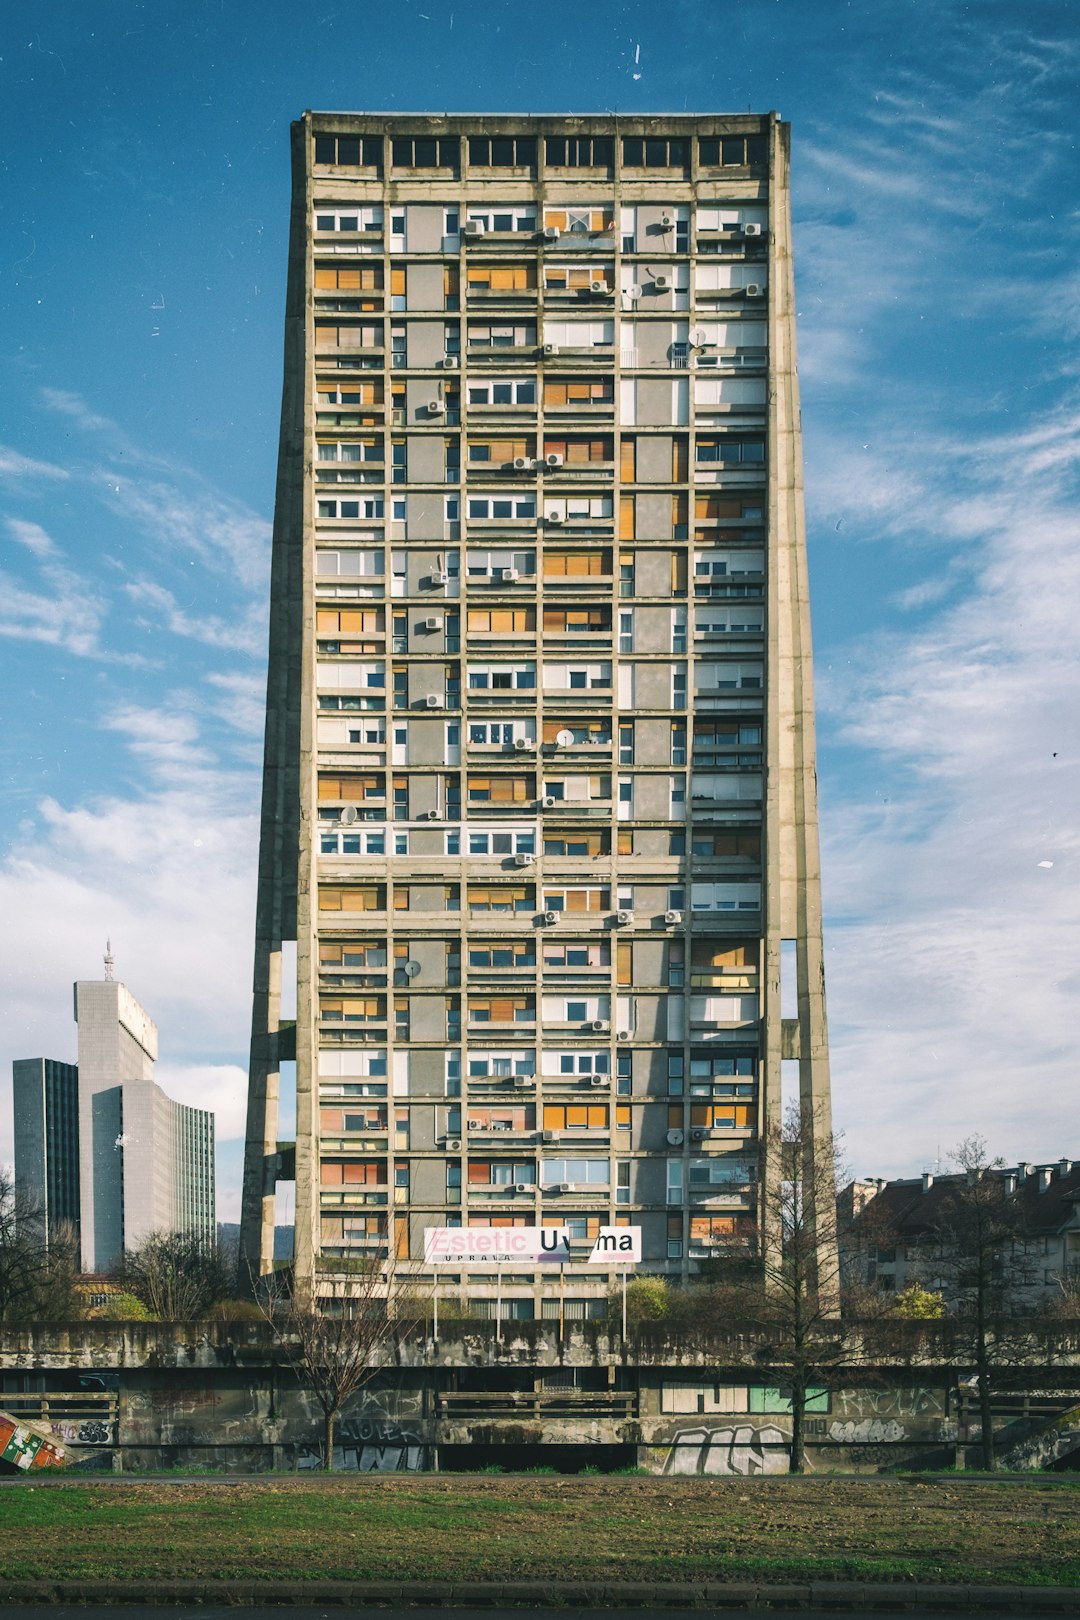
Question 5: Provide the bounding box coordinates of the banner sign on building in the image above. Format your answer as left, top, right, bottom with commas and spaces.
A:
586, 1226, 642, 1264
424, 1225, 571, 1266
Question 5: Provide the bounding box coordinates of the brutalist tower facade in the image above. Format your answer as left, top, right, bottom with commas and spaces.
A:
241, 114, 834, 1313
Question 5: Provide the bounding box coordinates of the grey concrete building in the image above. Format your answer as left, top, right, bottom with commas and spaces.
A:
13, 958, 215, 1270
241, 114, 834, 1312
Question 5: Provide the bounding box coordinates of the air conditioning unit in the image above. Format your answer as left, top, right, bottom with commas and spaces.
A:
542, 225, 561, 242
614, 909, 633, 926
590, 1076, 607, 1088
616, 1031, 631, 1042
745, 283, 764, 298
554, 1183, 573, 1194
545, 452, 564, 468
496, 567, 519, 581
418, 808, 441, 821
427, 570, 449, 587
589, 1019, 608, 1033
545, 511, 564, 525
514, 852, 534, 867
543, 342, 560, 356
666, 1129, 684, 1147
513, 455, 531, 470
660, 212, 675, 228
427, 399, 446, 415
445, 1137, 462, 1151
423, 693, 443, 709
542, 1130, 557, 1143
589, 280, 609, 295
513, 737, 532, 752
541, 910, 560, 926
742, 222, 763, 237
420, 616, 442, 631
691, 1127, 707, 1142
513, 1076, 531, 1088
664, 909, 683, 924
513, 1181, 532, 1194
542, 796, 559, 808
463, 221, 485, 237
443, 354, 459, 369
652, 274, 671, 292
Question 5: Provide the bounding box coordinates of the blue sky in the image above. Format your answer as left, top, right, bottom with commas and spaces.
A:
2, 0, 1078, 1218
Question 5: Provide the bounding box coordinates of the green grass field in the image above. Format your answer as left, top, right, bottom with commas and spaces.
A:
2, 1475, 1079, 1587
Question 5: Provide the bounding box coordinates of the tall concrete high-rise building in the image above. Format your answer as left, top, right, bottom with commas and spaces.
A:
14, 955, 215, 1270
241, 114, 834, 1313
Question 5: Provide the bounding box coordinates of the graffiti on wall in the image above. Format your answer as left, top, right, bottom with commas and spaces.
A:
662, 1423, 788, 1476
827, 1418, 906, 1445
297, 1416, 430, 1472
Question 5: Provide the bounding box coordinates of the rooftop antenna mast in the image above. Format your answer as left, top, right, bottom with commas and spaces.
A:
104, 939, 115, 981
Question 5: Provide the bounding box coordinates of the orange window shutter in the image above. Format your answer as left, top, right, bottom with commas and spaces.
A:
617, 940, 633, 985
588, 1106, 607, 1128
338, 267, 362, 291
617, 1106, 631, 1129
390, 267, 406, 295
619, 496, 635, 539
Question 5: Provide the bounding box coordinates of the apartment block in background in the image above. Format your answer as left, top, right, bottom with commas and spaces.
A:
241, 114, 834, 1313
13, 957, 215, 1270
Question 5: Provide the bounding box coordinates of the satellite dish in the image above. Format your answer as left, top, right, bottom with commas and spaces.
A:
404, 960, 421, 978
555, 729, 575, 748
689, 326, 708, 347
339, 805, 359, 825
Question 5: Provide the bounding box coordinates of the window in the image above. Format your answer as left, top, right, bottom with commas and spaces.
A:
545, 136, 614, 169
391, 135, 459, 169
466, 262, 537, 292
543, 888, 610, 914
544, 205, 615, 235
318, 497, 384, 520
543, 264, 613, 292
468, 323, 536, 349
467, 498, 537, 521
466, 205, 537, 233
543, 606, 610, 634
314, 206, 383, 234
543, 1104, 608, 1130
544, 550, 611, 578
467, 774, 532, 804
467, 379, 536, 406
540, 1158, 608, 1187
696, 437, 766, 465
621, 135, 690, 168
314, 133, 382, 168
467, 885, 535, 914
543, 435, 613, 463
469, 135, 537, 168
467, 606, 536, 634
468, 664, 537, 691
544, 378, 614, 406
699, 133, 767, 167
470, 996, 535, 1023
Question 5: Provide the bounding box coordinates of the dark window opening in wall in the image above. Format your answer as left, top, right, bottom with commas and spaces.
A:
391, 135, 459, 170
315, 134, 382, 169
699, 134, 767, 168
696, 437, 766, 466
545, 135, 614, 169
621, 136, 690, 169
469, 135, 537, 169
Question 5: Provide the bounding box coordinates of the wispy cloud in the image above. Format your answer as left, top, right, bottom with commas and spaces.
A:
0, 444, 69, 482
124, 577, 267, 656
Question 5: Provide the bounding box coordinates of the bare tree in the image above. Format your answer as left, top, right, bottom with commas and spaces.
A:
122, 1231, 233, 1320
924, 1135, 1032, 1470
0, 1173, 81, 1324
258, 1258, 428, 1470
713, 1107, 876, 1473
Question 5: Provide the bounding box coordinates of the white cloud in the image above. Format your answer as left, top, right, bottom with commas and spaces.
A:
38, 388, 118, 435
0, 445, 68, 482
0, 705, 259, 1172
154, 1064, 249, 1140
821, 400, 1080, 1176
6, 518, 58, 558
125, 577, 267, 657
